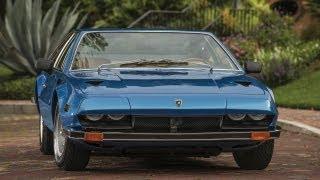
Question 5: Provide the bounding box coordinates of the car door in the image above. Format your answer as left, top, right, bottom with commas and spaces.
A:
37, 33, 75, 129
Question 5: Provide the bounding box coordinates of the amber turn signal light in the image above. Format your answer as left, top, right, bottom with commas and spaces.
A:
251, 131, 270, 141
84, 132, 103, 142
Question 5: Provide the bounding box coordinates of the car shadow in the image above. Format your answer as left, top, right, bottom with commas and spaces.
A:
86, 156, 239, 173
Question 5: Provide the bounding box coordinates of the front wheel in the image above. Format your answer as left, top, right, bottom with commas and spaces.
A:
53, 106, 90, 171
233, 140, 274, 170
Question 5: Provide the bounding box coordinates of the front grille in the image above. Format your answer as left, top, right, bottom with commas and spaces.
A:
79, 116, 222, 132
134, 116, 222, 132
79, 115, 273, 132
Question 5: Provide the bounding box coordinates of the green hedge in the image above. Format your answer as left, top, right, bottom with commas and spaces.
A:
0, 76, 35, 100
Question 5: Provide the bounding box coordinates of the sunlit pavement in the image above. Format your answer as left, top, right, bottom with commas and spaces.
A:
0, 115, 319, 179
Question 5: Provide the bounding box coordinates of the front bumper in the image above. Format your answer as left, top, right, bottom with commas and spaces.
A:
64, 127, 281, 154
66, 129, 281, 141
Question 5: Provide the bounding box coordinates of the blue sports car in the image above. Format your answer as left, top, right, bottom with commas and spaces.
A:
35, 29, 280, 171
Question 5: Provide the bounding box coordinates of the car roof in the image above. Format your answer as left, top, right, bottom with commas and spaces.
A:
75, 28, 212, 34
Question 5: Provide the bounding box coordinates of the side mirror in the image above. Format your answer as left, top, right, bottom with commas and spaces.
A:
36, 58, 53, 73
244, 61, 262, 73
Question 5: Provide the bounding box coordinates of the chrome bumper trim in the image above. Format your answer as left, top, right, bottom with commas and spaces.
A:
64, 129, 281, 142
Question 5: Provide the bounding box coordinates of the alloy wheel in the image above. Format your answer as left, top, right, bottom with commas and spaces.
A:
54, 116, 66, 162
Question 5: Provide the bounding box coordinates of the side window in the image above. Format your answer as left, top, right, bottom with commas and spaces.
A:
54, 34, 75, 70
48, 34, 71, 61
48, 44, 64, 63
47, 33, 74, 70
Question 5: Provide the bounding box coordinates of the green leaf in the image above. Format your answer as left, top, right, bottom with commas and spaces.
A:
31, 0, 42, 58
40, 0, 60, 57
1, 0, 86, 75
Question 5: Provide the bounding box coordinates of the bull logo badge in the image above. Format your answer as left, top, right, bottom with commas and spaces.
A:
175, 99, 182, 107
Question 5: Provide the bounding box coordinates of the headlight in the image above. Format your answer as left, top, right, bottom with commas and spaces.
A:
85, 114, 104, 121
227, 114, 246, 121
248, 114, 266, 121
107, 114, 125, 121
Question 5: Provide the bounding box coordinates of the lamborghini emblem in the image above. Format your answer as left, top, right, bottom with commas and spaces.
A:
175, 99, 182, 107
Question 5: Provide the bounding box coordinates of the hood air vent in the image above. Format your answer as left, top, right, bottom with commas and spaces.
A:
234, 80, 252, 87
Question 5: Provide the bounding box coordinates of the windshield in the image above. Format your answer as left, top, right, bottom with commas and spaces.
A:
72, 32, 238, 70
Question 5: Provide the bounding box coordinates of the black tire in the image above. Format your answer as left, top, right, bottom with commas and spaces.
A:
56, 138, 90, 171
53, 105, 90, 171
39, 116, 53, 155
233, 140, 274, 170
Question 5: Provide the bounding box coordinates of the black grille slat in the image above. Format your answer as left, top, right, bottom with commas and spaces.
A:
178, 117, 222, 131
133, 117, 170, 130
133, 116, 222, 132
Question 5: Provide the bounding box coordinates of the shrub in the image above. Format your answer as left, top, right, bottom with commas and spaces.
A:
222, 9, 319, 87
0, 77, 35, 100
222, 11, 298, 61
251, 13, 297, 48
0, 64, 14, 80
254, 41, 320, 86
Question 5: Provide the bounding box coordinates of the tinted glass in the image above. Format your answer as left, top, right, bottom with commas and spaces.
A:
72, 32, 237, 70
55, 34, 75, 70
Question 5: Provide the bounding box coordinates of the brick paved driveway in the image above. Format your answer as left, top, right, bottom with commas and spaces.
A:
0, 115, 319, 179
279, 107, 320, 129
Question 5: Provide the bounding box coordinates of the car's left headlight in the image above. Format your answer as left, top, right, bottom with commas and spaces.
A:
227, 114, 246, 121
107, 114, 126, 121
85, 114, 104, 121
248, 114, 266, 121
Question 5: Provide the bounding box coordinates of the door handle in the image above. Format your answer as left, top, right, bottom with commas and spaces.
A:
42, 83, 47, 88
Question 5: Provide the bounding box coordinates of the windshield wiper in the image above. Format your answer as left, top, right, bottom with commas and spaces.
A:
119, 59, 188, 67
98, 64, 114, 74
98, 58, 213, 70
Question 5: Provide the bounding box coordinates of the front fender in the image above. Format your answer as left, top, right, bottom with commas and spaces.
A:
56, 80, 84, 131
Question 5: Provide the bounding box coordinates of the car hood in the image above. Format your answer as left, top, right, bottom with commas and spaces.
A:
70, 69, 265, 95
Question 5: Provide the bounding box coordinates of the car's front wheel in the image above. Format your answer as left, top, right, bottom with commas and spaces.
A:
233, 140, 274, 170
53, 106, 90, 171
39, 115, 53, 155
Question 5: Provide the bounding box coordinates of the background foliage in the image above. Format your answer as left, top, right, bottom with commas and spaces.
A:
42, 0, 190, 28
0, 0, 86, 75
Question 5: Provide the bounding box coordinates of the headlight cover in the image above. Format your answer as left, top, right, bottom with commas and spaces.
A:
85, 114, 104, 121
107, 114, 125, 121
227, 114, 246, 121
248, 114, 266, 121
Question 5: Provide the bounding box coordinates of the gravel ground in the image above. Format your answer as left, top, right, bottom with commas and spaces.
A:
0, 116, 320, 179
